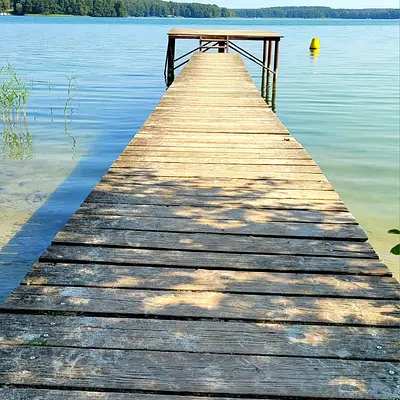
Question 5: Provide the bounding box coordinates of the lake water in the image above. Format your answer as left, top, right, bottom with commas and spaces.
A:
0, 16, 399, 301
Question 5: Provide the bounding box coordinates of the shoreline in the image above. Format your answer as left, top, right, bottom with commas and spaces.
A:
3, 14, 399, 20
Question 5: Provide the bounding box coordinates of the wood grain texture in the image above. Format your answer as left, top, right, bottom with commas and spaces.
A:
65, 215, 367, 241
117, 155, 317, 166
101, 173, 334, 190
76, 202, 358, 224
0, 389, 259, 400
87, 191, 348, 211
2, 314, 398, 360
53, 227, 377, 258
94, 182, 340, 200
41, 245, 390, 275
127, 138, 302, 149
108, 167, 328, 181
0, 347, 398, 398
168, 28, 283, 39
24, 263, 399, 299
3, 285, 399, 326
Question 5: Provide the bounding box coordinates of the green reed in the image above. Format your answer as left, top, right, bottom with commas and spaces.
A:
0, 62, 32, 159
64, 75, 78, 151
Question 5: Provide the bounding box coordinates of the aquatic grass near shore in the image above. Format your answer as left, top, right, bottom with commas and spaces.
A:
0, 62, 32, 159
0, 65, 81, 159
64, 75, 79, 151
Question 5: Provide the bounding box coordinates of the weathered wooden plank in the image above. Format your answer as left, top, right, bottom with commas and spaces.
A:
87, 191, 347, 211
3, 286, 399, 326
24, 263, 399, 299
121, 149, 312, 160
53, 227, 377, 258
41, 245, 390, 276
133, 131, 297, 141
65, 215, 367, 241
143, 118, 288, 129
169, 29, 283, 39
147, 112, 282, 119
2, 314, 398, 360
158, 99, 268, 107
117, 155, 316, 166
149, 111, 280, 119
101, 173, 334, 190
108, 167, 327, 181
0, 347, 398, 398
94, 182, 341, 200
122, 145, 304, 154
128, 138, 302, 149
0, 389, 256, 400
111, 160, 322, 174
112, 160, 321, 174
76, 203, 358, 224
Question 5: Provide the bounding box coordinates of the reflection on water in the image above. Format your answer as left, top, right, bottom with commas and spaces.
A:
2, 129, 32, 160
310, 48, 320, 58
262, 72, 277, 113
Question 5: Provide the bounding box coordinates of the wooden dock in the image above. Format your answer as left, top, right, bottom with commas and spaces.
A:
0, 52, 399, 399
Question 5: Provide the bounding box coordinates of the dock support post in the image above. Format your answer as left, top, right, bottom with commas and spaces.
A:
167, 37, 176, 87
266, 40, 273, 93
261, 40, 268, 98
267, 40, 272, 73
218, 41, 226, 53
273, 39, 280, 84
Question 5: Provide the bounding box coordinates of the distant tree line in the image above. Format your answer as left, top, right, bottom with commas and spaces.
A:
0, 0, 11, 12
11, 0, 233, 17
234, 6, 400, 19
12, 0, 128, 16
124, 0, 233, 18
9, 1, 400, 19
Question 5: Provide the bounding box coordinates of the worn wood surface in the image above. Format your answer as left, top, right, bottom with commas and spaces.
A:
53, 227, 377, 257
2, 314, 398, 361
24, 263, 399, 299
87, 191, 348, 210
0, 390, 261, 400
76, 203, 358, 224
41, 245, 390, 275
1, 52, 399, 399
168, 28, 283, 40
0, 347, 398, 399
65, 215, 367, 240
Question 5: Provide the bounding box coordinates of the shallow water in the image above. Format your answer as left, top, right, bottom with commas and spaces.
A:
0, 17, 399, 301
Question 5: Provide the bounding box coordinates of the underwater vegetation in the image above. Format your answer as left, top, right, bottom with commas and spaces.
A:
0, 62, 32, 160
0, 62, 79, 160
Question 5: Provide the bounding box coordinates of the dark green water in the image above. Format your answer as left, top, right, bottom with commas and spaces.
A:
0, 17, 399, 301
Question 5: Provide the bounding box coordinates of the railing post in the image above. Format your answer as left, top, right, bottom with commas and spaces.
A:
273, 39, 280, 84
218, 41, 225, 53
167, 37, 176, 87
267, 40, 272, 72
261, 39, 267, 98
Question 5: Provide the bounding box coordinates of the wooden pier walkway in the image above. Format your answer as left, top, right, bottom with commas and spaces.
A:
0, 52, 399, 399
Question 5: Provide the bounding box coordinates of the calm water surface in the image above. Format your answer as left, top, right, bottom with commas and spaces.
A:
0, 17, 399, 301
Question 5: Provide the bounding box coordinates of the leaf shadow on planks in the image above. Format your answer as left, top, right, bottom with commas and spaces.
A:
22, 167, 400, 325
2, 162, 400, 398
1, 53, 399, 399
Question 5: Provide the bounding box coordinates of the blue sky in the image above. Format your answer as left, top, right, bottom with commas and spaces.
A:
191, 0, 400, 9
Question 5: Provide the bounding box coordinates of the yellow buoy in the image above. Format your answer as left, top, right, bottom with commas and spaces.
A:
309, 38, 320, 50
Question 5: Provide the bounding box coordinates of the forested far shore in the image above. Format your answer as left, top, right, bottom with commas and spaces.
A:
234, 6, 400, 19
1, 0, 399, 19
